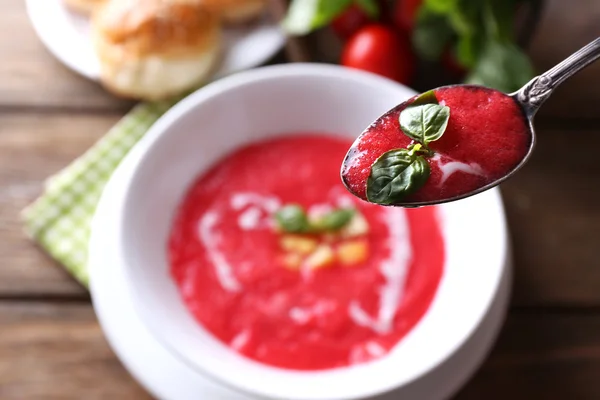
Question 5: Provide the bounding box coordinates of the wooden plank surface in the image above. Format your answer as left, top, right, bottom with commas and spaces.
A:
503, 127, 600, 306
0, 302, 150, 400
456, 311, 600, 399
2, 303, 600, 400
529, 0, 600, 121
0, 113, 120, 297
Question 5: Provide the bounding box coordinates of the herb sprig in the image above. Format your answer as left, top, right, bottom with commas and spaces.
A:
414, 0, 535, 92
283, 0, 379, 36
282, 0, 536, 93
366, 90, 450, 205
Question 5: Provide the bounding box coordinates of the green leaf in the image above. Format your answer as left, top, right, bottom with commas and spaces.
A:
411, 90, 439, 106
412, 8, 454, 61
484, 0, 518, 42
454, 32, 482, 68
413, 0, 535, 94
400, 103, 451, 144
367, 150, 431, 205
447, 0, 482, 35
441, 0, 484, 67
424, 0, 459, 14
355, 0, 379, 18
465, 40, 535, 93
275, 205, 357, 233
274, 204, 311, 233
312, 208, 355, 231
282, 0, 353, 35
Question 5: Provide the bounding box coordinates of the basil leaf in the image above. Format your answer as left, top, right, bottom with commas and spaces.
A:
355, 0, 379, 18
454, 32, 482, 68
463, 0, 533, 92
367, 150, 431, 205
484, 0, 517, 43
424, 0, 459, 14
283, 0, 352, 35
400, 103, 450, 145
448, 0, 482, 35
465, 40, 534, 93
413, 0, 535, 94
312, 208, 355, 231
275, 204, 311, 233
412, 8, 454, 61
411, 90, 439, 106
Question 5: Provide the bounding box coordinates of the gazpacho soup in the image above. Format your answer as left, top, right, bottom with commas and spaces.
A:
342, 86, 531, 206
168, 134, 445, 370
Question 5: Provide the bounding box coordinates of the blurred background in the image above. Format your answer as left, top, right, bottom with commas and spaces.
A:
1, 0, 600, 398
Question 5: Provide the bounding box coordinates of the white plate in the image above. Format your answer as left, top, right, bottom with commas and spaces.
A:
88, 130, 512, 400
25, 0, 286, 81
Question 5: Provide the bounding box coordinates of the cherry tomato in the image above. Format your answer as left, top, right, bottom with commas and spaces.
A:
393, 0, 423, 32
341, 24, 415, 84
331, 5, 371, 40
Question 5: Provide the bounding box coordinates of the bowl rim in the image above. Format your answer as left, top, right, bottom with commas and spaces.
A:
115, 63, 509, 400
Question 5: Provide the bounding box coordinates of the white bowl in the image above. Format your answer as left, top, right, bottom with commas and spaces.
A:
116, 64, 509, 400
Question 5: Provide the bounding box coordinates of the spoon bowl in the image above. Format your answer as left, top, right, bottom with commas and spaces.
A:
342, 37, 600, 207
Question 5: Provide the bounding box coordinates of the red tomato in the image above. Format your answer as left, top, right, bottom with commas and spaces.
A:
331, 5, 371, 40
341, 24, 415, 84
393, 0, 423, 32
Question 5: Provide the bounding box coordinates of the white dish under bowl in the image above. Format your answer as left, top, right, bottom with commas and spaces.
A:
113, 64, 510, 400
25, 0, 285, 81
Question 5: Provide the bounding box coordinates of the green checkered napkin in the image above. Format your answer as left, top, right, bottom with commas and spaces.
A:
21, 99, 176, 287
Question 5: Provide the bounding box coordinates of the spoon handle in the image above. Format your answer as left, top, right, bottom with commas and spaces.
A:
515, 37, 600, 116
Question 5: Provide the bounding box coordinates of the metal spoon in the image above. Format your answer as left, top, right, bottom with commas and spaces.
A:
342, 37, 600, 207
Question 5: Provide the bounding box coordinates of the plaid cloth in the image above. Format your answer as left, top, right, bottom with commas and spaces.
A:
21, 99, 176, 287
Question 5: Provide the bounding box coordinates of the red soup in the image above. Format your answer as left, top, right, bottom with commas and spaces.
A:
342, 86, 531, 204
168, 135, 445, 370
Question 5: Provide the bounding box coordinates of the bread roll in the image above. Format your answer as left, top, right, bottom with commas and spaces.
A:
63, 0, 106, 15
201, 0, 267, 24
92, 0, 221, 100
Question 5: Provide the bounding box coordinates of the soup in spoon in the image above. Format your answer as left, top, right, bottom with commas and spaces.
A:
341, 85, 531, 206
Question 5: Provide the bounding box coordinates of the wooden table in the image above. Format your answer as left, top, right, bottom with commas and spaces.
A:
1, 0, 599, 398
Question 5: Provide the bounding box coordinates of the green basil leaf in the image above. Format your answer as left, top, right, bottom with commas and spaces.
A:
355, 0, 379, 18
453, 32, 478, 68
274, 204, 311, 233
312, 208, 355, 231
447, 0, 481, 35
367, 150, 431, 205
424, 0, 459, 14
412, 7, 454, 61
465, 40, 534, 93
411, 90, 439, 106
484, 0, 518, 42
282, 0, 352, 35
400, 103, 451, 144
